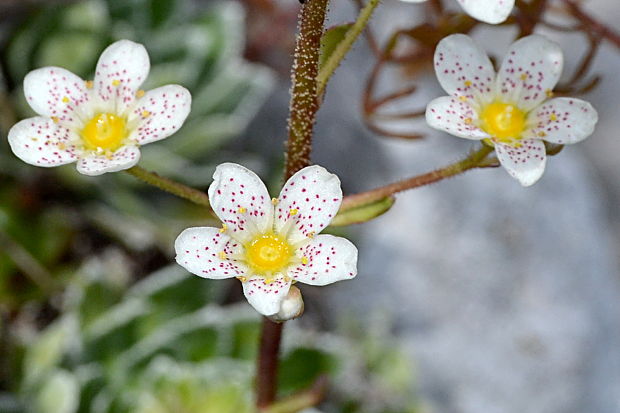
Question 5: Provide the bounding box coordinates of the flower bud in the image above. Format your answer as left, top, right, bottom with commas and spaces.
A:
270, 286, 304, 322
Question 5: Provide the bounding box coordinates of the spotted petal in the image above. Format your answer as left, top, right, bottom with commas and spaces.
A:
128, 85, 192, 145
289, 234, 358, 286
175, 227, 248, 280
426, 96, 490, 140
497, 35, 563, 112
24, 67, 89, 122
8, 117, 79, 167
457, 0, 514, 24
242, 275, 292, 316
495, 140, 546, 186
94, 40, 150, 113
208, 163, 272, 240
523, 97, 598, 145
275, 165, 342, 245
433, 34, 495, 105
76, 145, 140, 176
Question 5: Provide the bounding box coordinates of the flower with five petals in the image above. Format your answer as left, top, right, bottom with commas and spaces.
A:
175, 163, 358, 316
400, 0, 514, 24
425, 34, 598, 186
8, 39, 191, 176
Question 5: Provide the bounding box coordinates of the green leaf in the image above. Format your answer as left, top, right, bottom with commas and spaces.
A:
319, 23, 353, 70
35, 370, 79, 413
330, 196, 395, 226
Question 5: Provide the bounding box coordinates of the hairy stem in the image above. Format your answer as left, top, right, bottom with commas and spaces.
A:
340, 145, 495, 211
284, 0, 330, 180
316, 0, 381, 96
256, 318, 284, 408
125, 166, 212, 210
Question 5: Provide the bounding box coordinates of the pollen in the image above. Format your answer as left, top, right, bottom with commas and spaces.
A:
480, 102, 526, 143
301, 256, 309, 265
245, 233, 293, 275
141, 110, 151, 118
51, 116, 60, 123
464, 80, 472, 87
289, 208, 298, 216
464, 117, 473, 125
238, 207, 247, 214
112, 79, 121, 86
549, 113, 557, 122
520, 73, 528, 81
80, 113, 127, 151
236, 276, 248, 282
85, 80, 94, 89
62, 96, 70, 103
136, 89, 145, 98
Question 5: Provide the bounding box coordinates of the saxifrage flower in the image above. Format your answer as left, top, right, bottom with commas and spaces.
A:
175, 163, 358, 316
8, 40, 191, 176
400, 0, 514, 24
425, 34, 598, 186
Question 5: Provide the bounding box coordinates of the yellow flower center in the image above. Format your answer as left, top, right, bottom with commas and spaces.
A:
480, 102, 526, 143
81, 113, 127, 151
245, 234, 293, 275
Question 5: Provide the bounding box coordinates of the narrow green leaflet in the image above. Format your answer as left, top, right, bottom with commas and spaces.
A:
330, 196, 395, 226
319, 23, 353, 71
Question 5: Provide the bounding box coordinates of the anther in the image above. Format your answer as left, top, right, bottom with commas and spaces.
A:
219, 224, 228, 233
549, 113, 557, 122
112, 79, 121, 86
464, 117, 473, 125
238, 207, 247, 214
85, 80, 94, 89
236, 276, 248, 282
51, 116, 60, 123
464, 80, 472, 87
271, 198, 279, 205
136, 90, 145, 98
301, 256, 309, 265
62, 96, 70, 103
218, 251, 227, 260
289, 208, 298, 216
141, 110, 150, 118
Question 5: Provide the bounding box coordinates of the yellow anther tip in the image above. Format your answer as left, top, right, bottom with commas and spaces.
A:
51, 116, 60, 123
136, 90, 145, 98
464, 80, 472, 87
464, 117, 473, 125
62, 96, 70, 103
289, 208, 298, 216
301, 256, 309, 265
112, 79, 121, 86
236, 276, 248, 282
85, 80, 94, 89
141, 110, 150, 118
218, 251, 227, 260
271, 198, 279, 205
238, 207, 247, 214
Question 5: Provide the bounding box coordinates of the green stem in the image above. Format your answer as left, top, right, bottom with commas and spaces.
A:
284, 0, 330, 180
316, 0, 381, 97
340, 144, 494, 211
125, 166, 211, 210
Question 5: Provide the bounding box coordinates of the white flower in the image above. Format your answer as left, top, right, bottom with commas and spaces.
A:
174, 163, 358, 316
401, 0, 514, 24
425, 34, 598, 186
8, 40, 191, 176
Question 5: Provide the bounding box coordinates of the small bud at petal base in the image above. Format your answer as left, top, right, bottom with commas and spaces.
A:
269, 286, 304, 322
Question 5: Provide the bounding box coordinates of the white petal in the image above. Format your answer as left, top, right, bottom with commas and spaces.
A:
433, 34, 495, 104
128, 85, 192, 145
495, 140, 546, 186
242, 276, 292, 316
207, 163, 273, 239
523, 97, 598, 145
426, 96, 490, 140
24, 67, 89, 121
288, 234, 358, 286
175, 227, 248, 280
275, 165, 342, 245
497, 35, 563, 111
400, 0, 427, 2
76, 145, 141, 176
94, 40, 150, 113
8, 117, 79, 167
457, 0, 514, 24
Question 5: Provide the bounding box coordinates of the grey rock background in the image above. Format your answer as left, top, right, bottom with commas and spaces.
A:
239, 1, 620, 412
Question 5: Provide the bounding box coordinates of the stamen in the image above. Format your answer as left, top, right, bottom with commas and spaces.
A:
464, 80, 472, 87
112, 79, 121, 86
62, 96, 70, 103
218, 251, 227, 260
289, 208, 298, 216
545, 89, 554, 98
219, 224, 228, 233
238, 207, 247, 214
51, 116, 60, 123
85, 80, 94, 89
271, 198, 279, 205
301, 256, 309, 265
136, 90, 145, 98
141, 110, 150, 118
549, 113, 557, 122
236, 276, 248, 282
